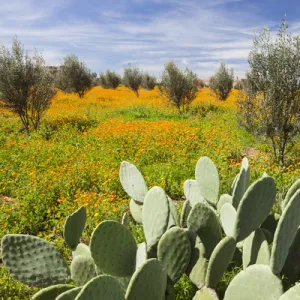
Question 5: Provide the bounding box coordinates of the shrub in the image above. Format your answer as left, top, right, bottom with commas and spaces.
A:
55, 55, 93, 98
209, 61, 234, 100
237, 19, 300, 165
159, 61, 198, 114
0, 37, 56, 133
122, 65, 143, 97
99, 70, 121, 89
141, 73, 157, 90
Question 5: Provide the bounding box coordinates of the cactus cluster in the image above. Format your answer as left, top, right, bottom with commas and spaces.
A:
2, 156, 300, 299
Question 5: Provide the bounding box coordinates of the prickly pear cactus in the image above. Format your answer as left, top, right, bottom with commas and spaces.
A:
168, 196, 180, 227
181, 199, 192, 228
157, 226, 191, 283
232, 169, 247, 209
195, 157, 219, 206
125, 259, 167, 300
279, 282, 300, 300
193, 287, 219, 300
217, 194, 232, 213
184, 179, 206, 206
206, 236, 236, 288
90, 220, 137, 277
122, 212, 130, 227
220, 203, 236, 237
63, 206, 86, 251
72, 243, 91, 258
223, 265, 283, 300
32, 285, 74, 300
1, 234, 70, 287
135, 242, 147, 271
71, 255, 97, 286
56, 287, 82, 300
75, 275, 124, 300
281, 179, 300, 211
270, 189, 300, 275
233, 176, 276, 242
142, 186, 170, 249
129, 198, 143, 224
120, 161, 148, 203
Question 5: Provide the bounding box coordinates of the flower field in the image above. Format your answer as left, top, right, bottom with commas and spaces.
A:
1, 86, 300, 299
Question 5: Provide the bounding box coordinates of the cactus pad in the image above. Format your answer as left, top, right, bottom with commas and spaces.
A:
279, 282, 300, 300
193, 287, 219, 300
75, 275, 124, 300
142, 186, 170, 249
72, 243, 91, 258
135, 242, 147, 270
181, 200, 192, 228
120, 161, 148, 203
281, 179, 300, 211
270, 189, 300, 275
206, 236, 236, 288
90, 221, 137, 277
125, 259, 167, 300
195, 157, 219, 206
158, 227, 191, 283
187, 202, 222, 257
184, 179, 206, 206
32, 285, 74, 300
1, 234, 70, 287
233, 176, 276, 242
220, 203, 236, 237
63, 206, 86, 251
71, 255, 97, 286
56, 287, 82, 300
168, 196, 180, 227
224, 265, 283, 300
217, 194, 232, 213
232, 169, 247, 209
129, 199, 143, 224
242, 228, 270, 269
122, 212, 130, 227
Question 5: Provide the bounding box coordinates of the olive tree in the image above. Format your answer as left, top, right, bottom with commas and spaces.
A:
122, 65, 143, 97
238, 19, 300, 165
56, 54, 93, 98
0, 37, 56, 133
141, 73, 157, 90
99, 70, 121, 89
159, 61, 198, 114
209, 61, 234, 100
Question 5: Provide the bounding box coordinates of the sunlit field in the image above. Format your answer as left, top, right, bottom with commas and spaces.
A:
1, 86, 300, 299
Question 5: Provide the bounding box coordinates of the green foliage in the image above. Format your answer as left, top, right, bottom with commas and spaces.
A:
56, 54, 93, 98
122, 64, 143, 97
0, 37, 56, 133
99, 70, 121, 89
141, 73, 157, 90
209, 61, 234, 100
159, 61, 198, 114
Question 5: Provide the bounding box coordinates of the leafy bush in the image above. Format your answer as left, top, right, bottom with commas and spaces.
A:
209, 61, 234, 100
237, 19, 300, 165
141, 73, 157, 90
99, 70, 121, 89
159, 61, 198, 114
122, 65, 143, 97
55, 55, 93, 98
0, 37, 56, 133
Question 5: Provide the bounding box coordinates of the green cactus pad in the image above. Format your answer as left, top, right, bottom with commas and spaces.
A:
181, 200, 192, 228
184, 179, 206, 206
281, 179, 300, 211
195, 157, 219, 206
193, 287, 219, 300
230, 174, 239, 195
72, 243, 91, 258
261, 213, 281, 240
168, 196, 180, 227
242, 228, 270, 269
270, 189, 300, 275
32, 285, 74, 300
125, 259, 167, 300
157, 227, 191, 283
241, 157, 250, 185
71, 255, 97, 286
232, 169, 247, 209
90, 220, 137, 277
279, 282, 300, 300
75, 275, 124, 300
261, 228, 272, 244
1, 234, 70, 287
120, 161, 148, 203
63, 206, 86, 251
143, 186, 170, 249
135, 242, 147, 270
233, 176, 276, 242
224, 265, 283, 300
186, 231, 207, 288
206, 236, 236, 288
220, 203, 236, 237
187, 202, 222, 257
56, 287, 82, 300
122, 212, 130, 227
217, 194, 232, 213
129, 199, 143, 224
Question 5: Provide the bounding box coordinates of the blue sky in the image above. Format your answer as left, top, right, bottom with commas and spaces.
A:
0, 0, 299, 78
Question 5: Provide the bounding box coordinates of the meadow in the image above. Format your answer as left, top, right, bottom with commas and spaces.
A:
1, 86, 300, 299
